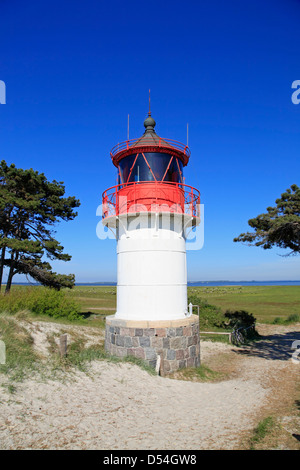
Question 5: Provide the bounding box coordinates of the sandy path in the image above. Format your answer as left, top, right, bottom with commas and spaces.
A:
0, 323, 299, 450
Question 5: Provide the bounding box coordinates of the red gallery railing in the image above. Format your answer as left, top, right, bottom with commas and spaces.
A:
102, 181, 200, 220
110, 137, 191, 159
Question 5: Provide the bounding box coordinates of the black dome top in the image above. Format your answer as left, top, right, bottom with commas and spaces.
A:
144, 113, 156, 133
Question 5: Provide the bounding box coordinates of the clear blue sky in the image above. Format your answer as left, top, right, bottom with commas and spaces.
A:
0, 0, 299, 282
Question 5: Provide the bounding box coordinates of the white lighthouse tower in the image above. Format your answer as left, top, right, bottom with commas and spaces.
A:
103, 110, 200, 374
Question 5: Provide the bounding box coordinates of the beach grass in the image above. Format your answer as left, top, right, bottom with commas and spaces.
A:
0, 314, 38, 384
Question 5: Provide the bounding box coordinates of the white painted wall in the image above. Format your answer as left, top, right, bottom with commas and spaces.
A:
113, 213, 190, 321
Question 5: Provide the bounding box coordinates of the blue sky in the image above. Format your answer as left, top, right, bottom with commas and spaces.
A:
0, 0, 300, 282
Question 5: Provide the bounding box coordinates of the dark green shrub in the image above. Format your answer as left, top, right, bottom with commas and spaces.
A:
223, 309, 256, 329
188, 295, 258, 340
224, 310, 259, 341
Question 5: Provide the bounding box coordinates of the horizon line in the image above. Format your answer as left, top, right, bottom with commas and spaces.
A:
8, 279, 300, 286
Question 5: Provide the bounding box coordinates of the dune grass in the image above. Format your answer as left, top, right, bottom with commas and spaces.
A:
53, 336, 156, 375
0, 314, 38, 384
249, 416, 277, 449
0, 286, 81, 321
169, 364, 224, 382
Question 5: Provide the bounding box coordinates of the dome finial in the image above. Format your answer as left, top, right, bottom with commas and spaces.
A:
144, 89, 156, 132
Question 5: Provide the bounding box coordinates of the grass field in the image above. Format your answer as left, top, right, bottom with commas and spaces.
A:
188, 285, 300, 323
3, 284, 300, 326
66, 286, 116, 315
64, 284, 300, 325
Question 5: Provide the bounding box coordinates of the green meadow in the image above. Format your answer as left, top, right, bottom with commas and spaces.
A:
66, 285, 117, 316
67, 284, 300, 325
2, 284, 300, 326
187, 285, 300, 324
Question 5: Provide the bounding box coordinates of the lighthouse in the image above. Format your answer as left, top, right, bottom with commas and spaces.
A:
102, 109, 201, 374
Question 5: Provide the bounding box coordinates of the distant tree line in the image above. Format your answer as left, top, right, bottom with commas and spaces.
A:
0, 160, 80, 293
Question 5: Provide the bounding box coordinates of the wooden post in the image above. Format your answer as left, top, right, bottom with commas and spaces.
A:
59, 334, 68, 357
155, 354, 161, 375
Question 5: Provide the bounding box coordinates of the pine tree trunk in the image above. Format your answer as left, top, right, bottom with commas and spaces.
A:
5, 251, 17, 294
0, 246, 6, 292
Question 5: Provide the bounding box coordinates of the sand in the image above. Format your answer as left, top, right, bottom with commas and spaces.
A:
0, 322, 299, 450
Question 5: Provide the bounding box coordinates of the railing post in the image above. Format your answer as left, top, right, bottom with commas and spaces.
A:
115, 186, 118, 216
134, 182, 136, 212
197, 196, 200, 218
103, 193, 106, 219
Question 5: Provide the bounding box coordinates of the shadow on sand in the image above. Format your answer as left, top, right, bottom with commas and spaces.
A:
232, 330, 300, 361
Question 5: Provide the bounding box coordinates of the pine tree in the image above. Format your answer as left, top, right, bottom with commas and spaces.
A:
234, 184, 300, 255
0, 160, 80, 292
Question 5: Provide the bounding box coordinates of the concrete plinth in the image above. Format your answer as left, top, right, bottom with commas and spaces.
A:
105, 314, 200, 376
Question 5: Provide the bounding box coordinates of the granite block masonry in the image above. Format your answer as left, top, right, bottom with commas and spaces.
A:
105, 314, 200, 376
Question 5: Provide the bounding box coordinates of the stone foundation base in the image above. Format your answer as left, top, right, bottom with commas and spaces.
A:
105, 315, 200, 376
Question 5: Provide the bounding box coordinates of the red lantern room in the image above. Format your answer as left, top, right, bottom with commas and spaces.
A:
102, 111, 200, 221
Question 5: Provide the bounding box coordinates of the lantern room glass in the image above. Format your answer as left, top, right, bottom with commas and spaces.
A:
118, 152, 183, 185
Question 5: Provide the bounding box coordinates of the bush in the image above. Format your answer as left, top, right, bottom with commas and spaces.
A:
224, 310, 259, 342
286, 313, 300, 323
273, 313, 300, 325
223, 309, 256, 329
187, 294, 225, 329
188, 294, 258, 335
0, 287, 81, 321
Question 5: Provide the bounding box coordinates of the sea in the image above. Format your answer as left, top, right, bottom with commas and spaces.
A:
75, 280, 300, 287
187, 280, 300, 287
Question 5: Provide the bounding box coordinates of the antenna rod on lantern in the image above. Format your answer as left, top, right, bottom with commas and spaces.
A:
149, 89, 151, 116
187, 123, 189, 147
127, 114, 129, 141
